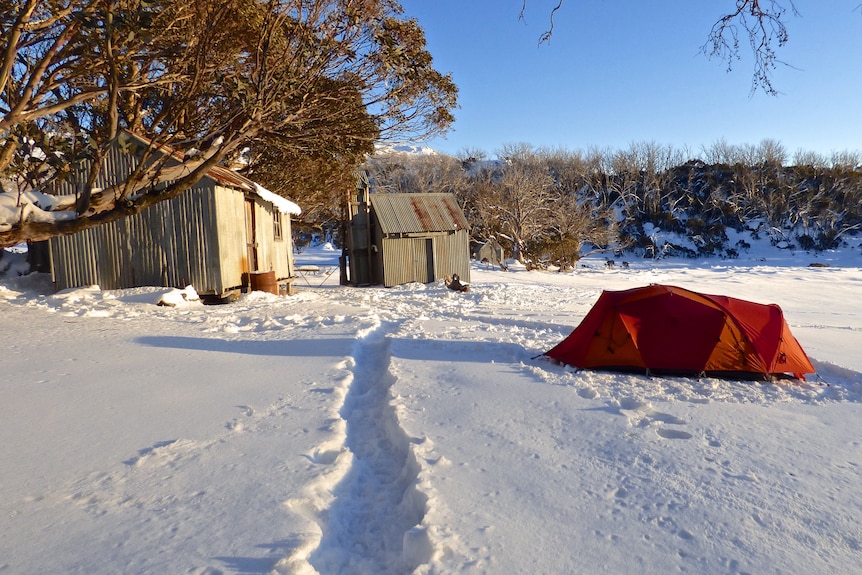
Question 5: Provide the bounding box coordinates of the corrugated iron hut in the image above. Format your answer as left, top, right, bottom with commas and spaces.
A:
48, 131, 301, 302
346, 190, 471, 287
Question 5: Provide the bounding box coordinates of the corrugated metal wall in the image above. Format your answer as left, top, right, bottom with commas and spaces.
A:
249, 199, 293, 280
51, 186, 228, 293
49, 139, 293, 296
435, 229, 471, 282
129, 187, 220, 289
211, 185, 248, 289
379, 230, 470, 287
380, 237, 424, 287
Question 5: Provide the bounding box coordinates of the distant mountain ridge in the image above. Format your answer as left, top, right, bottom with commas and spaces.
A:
373, 142, 438, 156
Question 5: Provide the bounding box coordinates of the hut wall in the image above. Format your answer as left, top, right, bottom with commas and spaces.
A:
210, 185, 249, 289
48, 138, 294, 297
380, 236, 429, 287
50, 186, 229, 294
209, 189, 292, 288
435, 229, 471, 282
138, 187, 222, 290
50, 221, 126, 291
249, 199, 293, 280
379, 230, 470, 287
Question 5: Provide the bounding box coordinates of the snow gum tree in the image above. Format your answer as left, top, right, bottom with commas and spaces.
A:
540, 148, 617, 268
0, 0, 457, 248
487, 143, 555, 265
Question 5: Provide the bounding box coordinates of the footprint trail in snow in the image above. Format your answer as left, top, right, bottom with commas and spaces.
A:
309, 321, 429, 575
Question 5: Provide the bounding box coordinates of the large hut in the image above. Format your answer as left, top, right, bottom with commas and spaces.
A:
48, 131, 301, 302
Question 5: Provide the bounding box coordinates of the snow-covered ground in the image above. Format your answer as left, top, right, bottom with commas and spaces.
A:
2, 239, 861, 575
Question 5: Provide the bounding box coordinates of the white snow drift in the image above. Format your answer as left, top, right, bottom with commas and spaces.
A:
1, 239, 861, 575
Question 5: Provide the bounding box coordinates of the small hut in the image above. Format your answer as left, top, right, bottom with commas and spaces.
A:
48, 131, 301, 302
346, 189, 471, 287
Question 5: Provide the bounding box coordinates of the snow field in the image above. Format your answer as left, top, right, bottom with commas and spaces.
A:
2, 244, 862, 574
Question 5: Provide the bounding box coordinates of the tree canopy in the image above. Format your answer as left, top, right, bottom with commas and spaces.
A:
0, 0, 457, 247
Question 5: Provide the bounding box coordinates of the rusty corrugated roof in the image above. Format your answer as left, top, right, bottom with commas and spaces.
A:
120, 130, 296, 207
369, 193, 469, 235
125, 130, 260, 189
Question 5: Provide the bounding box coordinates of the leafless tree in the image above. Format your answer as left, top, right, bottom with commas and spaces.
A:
364, 152, 468, 196
494, 143, 555, 264
758, 138, 788, 167
792, 149, 827, 169
829, 150, 862, 170
701, 139, 742, 166
521, 1, 803, 95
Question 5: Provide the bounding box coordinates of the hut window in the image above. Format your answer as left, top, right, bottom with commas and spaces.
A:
273, 210, 283, 240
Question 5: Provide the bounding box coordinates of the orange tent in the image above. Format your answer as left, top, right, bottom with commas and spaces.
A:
544, 284, 815, 380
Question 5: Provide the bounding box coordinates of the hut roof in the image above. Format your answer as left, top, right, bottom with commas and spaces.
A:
120, 130, 301, 215
369, 193, 468, 235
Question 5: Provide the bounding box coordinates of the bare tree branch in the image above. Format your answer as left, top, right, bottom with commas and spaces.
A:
702, 0, 798, 95
520, 1, 801, 95
520, 0, 564, 45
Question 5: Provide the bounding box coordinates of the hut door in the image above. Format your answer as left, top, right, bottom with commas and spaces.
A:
412, 238, 435, 283
424, 238, 435, 282
244, 199, 259, 272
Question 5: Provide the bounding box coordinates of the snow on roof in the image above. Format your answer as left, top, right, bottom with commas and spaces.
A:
251, 183, 301, 216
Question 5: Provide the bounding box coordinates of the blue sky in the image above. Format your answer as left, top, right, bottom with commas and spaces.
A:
399, 1, 862, 160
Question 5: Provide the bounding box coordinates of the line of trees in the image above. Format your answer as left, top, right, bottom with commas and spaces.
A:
363, 139, 862, 268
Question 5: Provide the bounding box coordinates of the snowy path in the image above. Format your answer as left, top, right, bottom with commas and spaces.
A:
4, 252, 862, 575
307, 321, 429, 574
